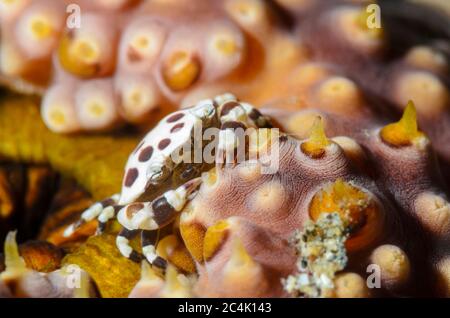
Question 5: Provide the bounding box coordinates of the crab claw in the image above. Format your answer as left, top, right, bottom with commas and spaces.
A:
118, 177, 202, 231
189, 99, 216, 122
214, 93, 237, 106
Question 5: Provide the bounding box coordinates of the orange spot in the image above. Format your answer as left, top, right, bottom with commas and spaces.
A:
179, 221, 206, 263
203, 220, 229, 261
157, 235, 196, 274
309, 179, 382, 252
162, 51, 201, 91
58, 32, 100, 78
30, 17, 53, 40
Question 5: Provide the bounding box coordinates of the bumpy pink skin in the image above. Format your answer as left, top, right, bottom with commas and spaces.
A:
160, 99, 447, 297
187, 135, 391, 233
0, 0, 280, 132
289, 1, 450, 165
0, 0, 449, 298
195, 217, 296, 298
128, 279, 163, 298
1, 0, 447, 157
270, 110, 449, 296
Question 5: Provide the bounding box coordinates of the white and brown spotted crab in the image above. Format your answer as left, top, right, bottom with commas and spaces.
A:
63, 93, 272, 269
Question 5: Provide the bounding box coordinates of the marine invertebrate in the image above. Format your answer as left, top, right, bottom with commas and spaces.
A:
268, 103, 449, 297
192, 217, 296, 297
1, 0, 448, 186
0, 93, 144, 248
52, 95, 448, 298
281, 0, 450, 168
0, 0, 296, 133
2, 0, 446, 148
0, 0, 448, 299
63, 94, 272, 270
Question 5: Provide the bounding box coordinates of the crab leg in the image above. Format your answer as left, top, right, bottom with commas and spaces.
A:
213, 93, 237, 105
215, 99, 273, 167
240, 102, 273, 128
96, 205, 124, 235
216, 100, 254, 166
114, 228, 166, 270
141, 230, 167, 270
115, 178, 201, 268
63, 194, 120, 237
214, 94, 272, 128
116, 228, 143, 262
117, 177, 202, 231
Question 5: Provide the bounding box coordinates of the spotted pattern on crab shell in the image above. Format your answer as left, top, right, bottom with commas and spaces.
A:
118, 93, 253, 207
62, 93, 276, 271
62, 93, 242, 238
138, 146, 154, 162
119, 99, 216, 206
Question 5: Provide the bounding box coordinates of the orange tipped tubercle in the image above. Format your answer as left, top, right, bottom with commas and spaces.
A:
380, 101, 426, 148
203, 220, 230, 262
301, 116, 330, 158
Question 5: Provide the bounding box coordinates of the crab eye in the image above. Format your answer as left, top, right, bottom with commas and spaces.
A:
146, 164, 167, 184
145, 155, 173, 186
190, 101, 216, 120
